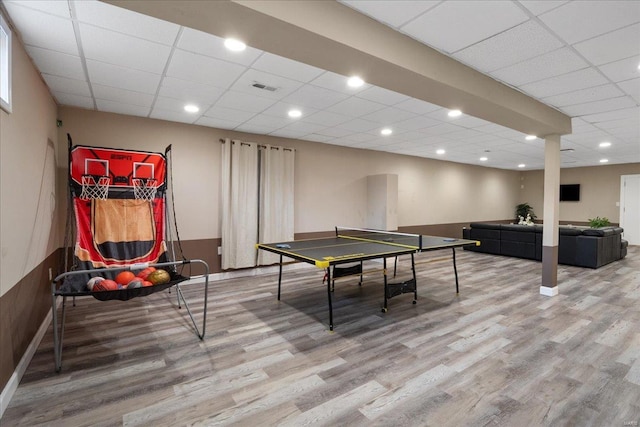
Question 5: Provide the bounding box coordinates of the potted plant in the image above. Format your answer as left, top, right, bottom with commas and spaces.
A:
588, 216, 610, 228
515, 203, 536, 223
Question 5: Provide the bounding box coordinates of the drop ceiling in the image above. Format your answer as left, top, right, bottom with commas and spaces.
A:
2, 0, 638, 170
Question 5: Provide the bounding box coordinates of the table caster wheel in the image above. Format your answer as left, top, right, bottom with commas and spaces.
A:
412, 300, 417, 304
381, 308, 388, 313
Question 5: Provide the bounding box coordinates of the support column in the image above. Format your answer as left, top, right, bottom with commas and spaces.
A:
540, 134, 561, 296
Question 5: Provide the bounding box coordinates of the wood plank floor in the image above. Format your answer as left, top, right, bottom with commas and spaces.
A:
4, 247, 640, 426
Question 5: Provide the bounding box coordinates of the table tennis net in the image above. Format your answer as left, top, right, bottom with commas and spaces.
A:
335, 227, 422, 249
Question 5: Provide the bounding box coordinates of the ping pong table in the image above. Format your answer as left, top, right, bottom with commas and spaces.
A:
257, 226, 479, 331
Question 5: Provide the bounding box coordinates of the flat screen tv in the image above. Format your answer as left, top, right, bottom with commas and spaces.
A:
560, 184, 580, 201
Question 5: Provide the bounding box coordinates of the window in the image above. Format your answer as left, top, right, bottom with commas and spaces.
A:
1, 11, 11, 113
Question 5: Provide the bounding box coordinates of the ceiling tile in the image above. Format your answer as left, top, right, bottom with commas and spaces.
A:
303, 134, 335, 143
539, 1, 640, 45
325, 97, 386, 118
339, 0, 439, 28
360, 107, 417, 124
177, 28, 263, 66
260, 102, 318, 119
617, 78, 640, 103
310, 71, 370, 95
251, 53, 324, 83
229, 69, 304, 100
149, 108, 198, 124
195, 116, 244, 130
79, 24, 171, 74
41, 74, 90, 97
302, 110, 351, 127
96, 99, 150, 117
315, 127, 354, 138
166, 50, 247, 88
492, 48, 589, 86
519, 67, 609, 98
3, 3, 78, 55
54, 92, 94, 109
73, 0, 180, 45
573, 23, 640, 66
25, 46, 85, 80
234, 122, 282, 134
278, 121, 326, 134
599, 56, 640, 82
518, 1, 568, 16
154, 96, 210, 114
283, 85, 350, 110
454, 20, 563, 72
240, 113, 291, 130
580, 107, 639, 124
400, 0, 529, 53
561, 96, 637, 117
92, 83, 155, 107
4, 0, 71, 18
269, 128, 311, 139
393, 116, 442, 132
336, 118, 380, 133
543, 84, 625, 108
158, 77, 225, 106
393, 98, 442, 114
86, 59, 161, 94
213, 91, 277, 113
203, 105, 256, 122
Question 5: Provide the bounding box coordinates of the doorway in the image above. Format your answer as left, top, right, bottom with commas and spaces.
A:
620, 174, 640, 245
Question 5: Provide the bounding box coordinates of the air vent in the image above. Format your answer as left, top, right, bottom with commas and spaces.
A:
560, 148, 575, 152
252, 83, 278, 92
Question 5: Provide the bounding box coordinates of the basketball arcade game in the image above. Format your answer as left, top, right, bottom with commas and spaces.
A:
51, 134, 209, 371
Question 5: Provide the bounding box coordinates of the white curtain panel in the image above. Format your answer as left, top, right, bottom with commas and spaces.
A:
258, 145, 295, 266
221, 139, 259, 269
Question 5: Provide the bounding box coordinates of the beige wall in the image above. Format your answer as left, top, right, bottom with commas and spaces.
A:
520, 163, 640, 224
58, 107, 521, 241
0, 31, 59, 297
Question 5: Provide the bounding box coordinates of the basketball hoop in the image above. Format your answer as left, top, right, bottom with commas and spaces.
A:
80, 175, 110, 200
133, 178, 158, 200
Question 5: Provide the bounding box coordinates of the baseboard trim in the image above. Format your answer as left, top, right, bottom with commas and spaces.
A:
0, 303, 55, 418
540, 286, 559, 297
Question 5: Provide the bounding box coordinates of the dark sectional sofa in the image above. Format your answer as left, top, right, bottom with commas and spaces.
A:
462, 223, 628, 268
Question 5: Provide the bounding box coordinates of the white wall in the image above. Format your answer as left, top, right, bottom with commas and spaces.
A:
0, 31, 59, 297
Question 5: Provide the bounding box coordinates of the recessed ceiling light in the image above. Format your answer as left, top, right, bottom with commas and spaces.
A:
448, 109, 462, 118
347, 76, 364, 88
600, 158, 609, 163
184, 104, 199, 113
380, 128, 392, 136
224, 38, 246, 52
637, 63, 640, 70
479, 156, 488, 162
288, 109, 302, 118
599, 141, 611, 148
436, 149, 445, 155
525, 135, 537, 141
518, 164, 526, 168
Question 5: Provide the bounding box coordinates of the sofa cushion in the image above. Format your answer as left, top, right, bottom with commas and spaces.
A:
559, 227, 582, 236
582, 228, 615, 237
501, 224, 537, 233
501, 230, 536, 243
469, 222, 502, 230
469, 227, 500, 240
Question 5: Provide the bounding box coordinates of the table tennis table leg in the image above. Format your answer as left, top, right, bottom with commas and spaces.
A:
382, 257, 389, 312
452, 247, 459, 294
277, 254, 283, 300
411, 252, 417, 303
326, 267, 334, 331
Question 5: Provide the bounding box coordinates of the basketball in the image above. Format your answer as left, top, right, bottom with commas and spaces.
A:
92, 279, 119, 292
148, 269, 170, 285
127, 278, 143, 289
136, 267, 156, 280
116, 271, 136, 285
86, 276, 104, 291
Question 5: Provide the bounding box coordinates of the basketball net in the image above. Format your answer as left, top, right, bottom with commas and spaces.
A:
80, 175, 110, 200
132, 178, 158, 201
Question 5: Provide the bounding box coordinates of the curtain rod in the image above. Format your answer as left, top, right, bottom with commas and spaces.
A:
219, 139, 294, 151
